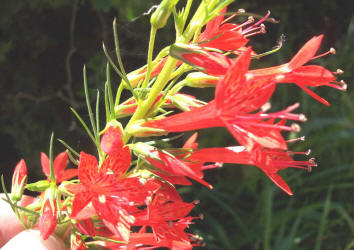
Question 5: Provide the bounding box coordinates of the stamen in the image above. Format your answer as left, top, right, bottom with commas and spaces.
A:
286, 136, 305, 143
288, 149, 311, 156
243, 10, 270, 33
324, 80, 347, 91
222, 13, 238, 24
311, 48, 336, 60
238, 9, 246, 13
335, 69, 344, 74
231, 16, 254, 31
244, 29, 266, 38
202, 162, 223, 170
340, 80, 347, 90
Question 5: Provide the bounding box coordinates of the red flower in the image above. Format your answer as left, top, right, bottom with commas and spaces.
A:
11, 159, 27, 202
144, 49, 304, 150
196, 7, 257, 51
247, 35, 346, 106
38, 193, 58, 240
133, 192, 195, 242
69, 151, 134, 240
41, 151, 77, 183
189, 145, 316, 195
146, 149, 212, 188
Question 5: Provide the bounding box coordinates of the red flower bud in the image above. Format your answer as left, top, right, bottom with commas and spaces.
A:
11, 159, 27, 202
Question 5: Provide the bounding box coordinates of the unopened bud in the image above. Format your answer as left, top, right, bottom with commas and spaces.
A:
150, 0, 180, 29
11, 159, 27, 202
26, 180, 51, 192
185, 72, 219, 87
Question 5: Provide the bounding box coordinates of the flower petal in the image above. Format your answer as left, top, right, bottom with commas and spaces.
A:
78, 152, 99, 186
288, 35, 323, 69
40, 152, 50, 177
53, 151, 68, 179
101, 126, 124, 156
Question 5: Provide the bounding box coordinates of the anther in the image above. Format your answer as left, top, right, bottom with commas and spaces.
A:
329, 48, 336, 54
98, 195, 106, 203
299, 114, 307, 122
248, 16, 255, 23
309, 158, 317, 166
145, 196, 152, 205
261, 102, 271, 112
193, 200, 200, 205
260, 24, 266, 33
291, 123, 301, 132
340, 80, 347, 91
238, 9, 246, 13
335, 69, 344, 74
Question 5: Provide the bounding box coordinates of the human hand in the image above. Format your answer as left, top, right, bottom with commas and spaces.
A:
0, 194, 66, 250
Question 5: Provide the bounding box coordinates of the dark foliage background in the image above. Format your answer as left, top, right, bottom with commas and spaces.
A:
0, 0, 353, 249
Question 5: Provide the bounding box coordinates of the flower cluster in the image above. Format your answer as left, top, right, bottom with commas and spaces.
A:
4, 0, 345, 249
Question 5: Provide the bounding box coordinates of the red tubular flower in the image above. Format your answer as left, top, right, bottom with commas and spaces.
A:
133, 192, 195, 243
196, 8, 251, 51
39, 194, 58, 240
69, 152, 133, 240
69, 148, 162, 241
247, 35, 346, 106
102, 232, 194, 249
11, 159, 27, 202
146, 149, 212, 189
144, 49, 305, 150
189, 144, 316, 195
41, 151, 77, 183
170, 43, 233, 76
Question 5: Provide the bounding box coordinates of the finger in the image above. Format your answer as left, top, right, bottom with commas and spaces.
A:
1, 229, 66, 250
0, 194, 36, 247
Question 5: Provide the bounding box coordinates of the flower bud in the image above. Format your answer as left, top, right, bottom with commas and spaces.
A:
26, 180, 50, 192
151, 0, 180, 29
39, 189, 58, 240
126, 120, 167, 137
185, 72, 218, 87
169, 93, 205, 111
170, 43, 232, 75
71, 233, 86, 250
11, 159, 27, 202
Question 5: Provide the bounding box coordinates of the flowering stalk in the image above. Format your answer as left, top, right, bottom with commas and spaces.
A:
5, 0, 346, 248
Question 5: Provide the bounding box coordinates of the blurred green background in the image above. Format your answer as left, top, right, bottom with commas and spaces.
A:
0, 0, 353, 249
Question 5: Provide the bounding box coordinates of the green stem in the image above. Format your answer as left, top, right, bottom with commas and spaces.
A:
114, 82, 125, 107
124, 56, 179, 143
49, 133, 56, 184
141, 27, 157, 89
